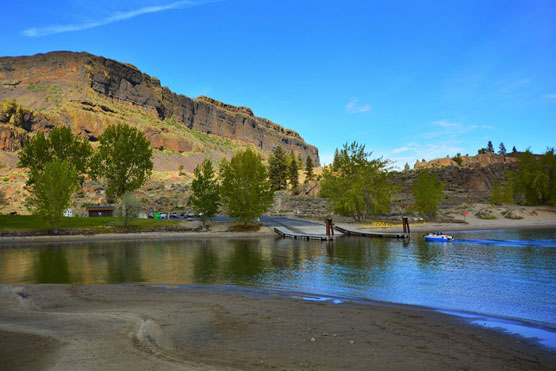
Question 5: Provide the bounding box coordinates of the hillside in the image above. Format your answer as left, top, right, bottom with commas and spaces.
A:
0, 51, 319, 170
0, 51, 322, 215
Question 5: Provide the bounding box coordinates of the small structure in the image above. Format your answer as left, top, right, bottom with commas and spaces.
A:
137, 209, 148, 219
63, 209, 73, 217
86, 205, 115, 217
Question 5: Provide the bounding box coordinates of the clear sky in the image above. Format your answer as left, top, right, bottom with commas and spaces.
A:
2, 0, 555, 168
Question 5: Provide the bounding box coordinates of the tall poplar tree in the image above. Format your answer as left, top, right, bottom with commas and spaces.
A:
27, 159, 79, 232
18, 126, 92, 186
220, 149, 274, 225
190, 159, 220, 230
93, 124, 153, 226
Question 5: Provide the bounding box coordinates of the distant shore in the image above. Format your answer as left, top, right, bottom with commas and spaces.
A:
0, 284, 554, 370
1, 205, 555, 245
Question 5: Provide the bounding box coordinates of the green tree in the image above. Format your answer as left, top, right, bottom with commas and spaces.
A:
288, 150, 299, 192
412, 169, 444, 219
18, 126, 92, 186
268, 146, 288, 190
305, 156, 314, 181
403, 163, 410, 172
512, 146, 517, 153
487, 141, 494, 153
297, 153, 304, 168
93, 124, 153, 226
510, 149, 556, 205
490, 179, 513, 205
27, 159, 78, 232
219, 149, 274, 225
190, 159, 220, 230
499, 142, 507, 156
319, 141, 394, 221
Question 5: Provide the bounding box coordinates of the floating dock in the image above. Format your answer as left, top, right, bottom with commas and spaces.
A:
274, 226, 333, 241
334, 225, 408, 239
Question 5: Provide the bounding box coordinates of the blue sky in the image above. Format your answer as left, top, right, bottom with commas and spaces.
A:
2, 0, 555, 168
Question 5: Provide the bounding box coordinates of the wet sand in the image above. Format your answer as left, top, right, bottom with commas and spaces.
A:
0, 284, 554, 370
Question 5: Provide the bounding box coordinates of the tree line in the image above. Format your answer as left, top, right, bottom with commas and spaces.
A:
18, 126, 307, 231
18, 124, 153, 230
17, 125, 555, 229
267, 146, 315, 192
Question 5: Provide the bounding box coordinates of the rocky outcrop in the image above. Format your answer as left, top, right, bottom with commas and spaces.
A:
0, 101, 53, 151
414, 153, 516, 170
0, 51, 319, 163
393, 161, 519, 209
0, 125, 27, 151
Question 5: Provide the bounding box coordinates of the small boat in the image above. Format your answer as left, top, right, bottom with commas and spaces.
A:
424, 232, 454, 242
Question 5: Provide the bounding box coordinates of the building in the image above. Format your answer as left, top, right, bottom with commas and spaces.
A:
85, 205, 115, 217
137, 209, 149, 219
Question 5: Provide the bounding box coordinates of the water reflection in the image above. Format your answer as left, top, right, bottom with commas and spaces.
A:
1, 229, 556, 326
192, 241, 220, 283
35, 248, 70, 283
223, 240, 265, 284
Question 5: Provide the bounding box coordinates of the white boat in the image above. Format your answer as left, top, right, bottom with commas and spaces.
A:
424, 232, 454, 242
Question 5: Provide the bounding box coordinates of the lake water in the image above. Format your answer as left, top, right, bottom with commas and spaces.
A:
1, 228, 556, 329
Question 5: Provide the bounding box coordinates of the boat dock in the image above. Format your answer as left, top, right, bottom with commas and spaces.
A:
334, 225, 408, 239
273, 226, 333, 241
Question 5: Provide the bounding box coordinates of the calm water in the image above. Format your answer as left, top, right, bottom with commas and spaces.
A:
1, 228, 555, 327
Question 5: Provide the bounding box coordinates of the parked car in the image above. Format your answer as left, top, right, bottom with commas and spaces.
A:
159, 212, 168, 219
169, 212, 179, 219
148, 212, 154, 219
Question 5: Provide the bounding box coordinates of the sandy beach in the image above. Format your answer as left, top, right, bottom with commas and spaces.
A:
1, 284, 555, 371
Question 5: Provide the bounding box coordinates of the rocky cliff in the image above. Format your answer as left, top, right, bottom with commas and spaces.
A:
0, 51, 319, 166
414, 152, 517, 170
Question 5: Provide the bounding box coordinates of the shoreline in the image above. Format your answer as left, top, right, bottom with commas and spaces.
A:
0, 226, 277, 245
2, 220, 556, 245
1, 284, 555, 370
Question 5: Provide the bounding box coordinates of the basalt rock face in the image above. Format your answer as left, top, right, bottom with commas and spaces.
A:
414, 153, 517, 170
0, 51, 319, 164
393, 162, 519, 209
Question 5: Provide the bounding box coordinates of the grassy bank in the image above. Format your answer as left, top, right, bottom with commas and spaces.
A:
0, 215, 185, 234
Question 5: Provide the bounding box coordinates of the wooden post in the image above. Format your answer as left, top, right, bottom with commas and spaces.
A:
325, 218, 330, 239
402, 217, 410, 236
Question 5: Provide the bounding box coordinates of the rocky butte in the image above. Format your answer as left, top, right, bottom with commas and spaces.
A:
0, 51, 320, 169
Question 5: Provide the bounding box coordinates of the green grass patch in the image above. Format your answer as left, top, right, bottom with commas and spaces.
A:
26, 85, 48, 92
0, 215, 183, 233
